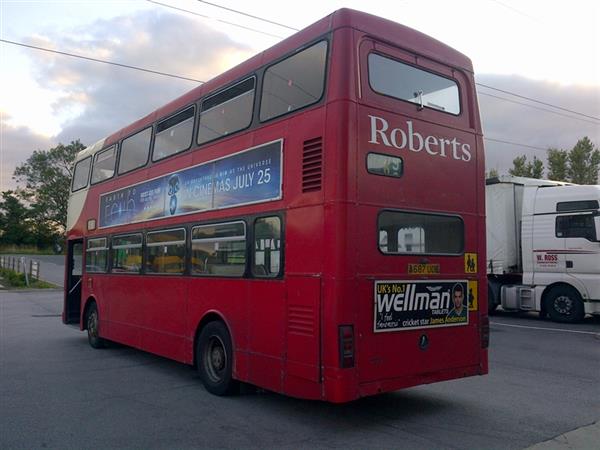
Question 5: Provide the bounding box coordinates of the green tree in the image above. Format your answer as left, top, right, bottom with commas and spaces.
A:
0, 191, 34, 246
509, 155, 544, 179
567, 137, 600, 184
13, 140, 85, 234
486, 168, 499, 179
509, 155, 528, 177
546, 148, 569, 181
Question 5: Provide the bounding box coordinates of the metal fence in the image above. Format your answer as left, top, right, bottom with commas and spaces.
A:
0, 256, 40, 286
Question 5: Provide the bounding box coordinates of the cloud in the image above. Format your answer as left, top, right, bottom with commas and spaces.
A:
3, 8, 599, 194
477, 74, 600, 175
25, 9, 254, 145
1, 113, 55, 191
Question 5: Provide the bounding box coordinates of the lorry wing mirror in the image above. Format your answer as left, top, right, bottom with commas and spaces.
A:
595, 216, 600, 242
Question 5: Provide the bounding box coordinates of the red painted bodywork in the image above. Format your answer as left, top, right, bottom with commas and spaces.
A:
64, 8, 488, 402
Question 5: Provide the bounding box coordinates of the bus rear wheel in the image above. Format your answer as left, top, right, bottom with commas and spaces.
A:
546, 286, 585, 324
86, 302, 106, 349
197, 321, 239, 396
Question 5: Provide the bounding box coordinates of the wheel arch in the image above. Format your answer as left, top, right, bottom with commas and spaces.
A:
81, 296, 98, 331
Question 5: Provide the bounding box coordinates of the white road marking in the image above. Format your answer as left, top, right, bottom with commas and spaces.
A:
491, 321, 600, 336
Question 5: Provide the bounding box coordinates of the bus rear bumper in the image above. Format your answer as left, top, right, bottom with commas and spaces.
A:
357, 364, 487, 401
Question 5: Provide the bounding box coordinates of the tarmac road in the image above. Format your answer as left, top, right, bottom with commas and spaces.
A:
1, 290, 598, 449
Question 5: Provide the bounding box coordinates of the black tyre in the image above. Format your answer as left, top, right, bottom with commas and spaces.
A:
197, 321, 238, 396
86, 303, 106, 349
488, 285, 498, 315
546, 286, 585, 324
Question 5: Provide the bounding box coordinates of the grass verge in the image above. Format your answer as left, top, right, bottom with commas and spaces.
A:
0, 268, 58, 289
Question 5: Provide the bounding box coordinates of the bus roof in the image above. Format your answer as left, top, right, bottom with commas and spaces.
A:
75, 8, 473, 161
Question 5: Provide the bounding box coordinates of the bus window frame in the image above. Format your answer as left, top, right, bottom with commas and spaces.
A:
251, 214, 284, 278
71, 156, 92, 192
145, 227, 187, 276
258, 38, 330, 124
110, 232, 144, 274
85, 236, 109, 273
90, 145, 118, 186
117, 125, 154, 176
376, 209, 465, 257
151, 105, 197, 163
190, 220, 248, 277
197, 76, 257, 147
367, 52, 462, 117
358, 39, 469, 130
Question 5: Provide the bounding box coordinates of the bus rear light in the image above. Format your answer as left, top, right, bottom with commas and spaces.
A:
339, 325, 355, 368
481, 316, 490, 349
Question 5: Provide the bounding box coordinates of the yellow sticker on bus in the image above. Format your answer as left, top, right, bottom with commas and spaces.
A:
465, 253, 477, 273
468, 280, 478, 311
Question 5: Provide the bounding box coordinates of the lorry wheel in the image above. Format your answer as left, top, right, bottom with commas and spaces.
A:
546, 286, 585, 323
488, 285, 498, 315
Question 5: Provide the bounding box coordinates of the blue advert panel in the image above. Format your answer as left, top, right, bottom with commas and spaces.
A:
99, 140, 282, 228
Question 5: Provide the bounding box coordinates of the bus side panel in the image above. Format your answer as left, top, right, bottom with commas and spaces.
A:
284, 276, 321, 382
246, 280, 285, 392
99, 275, 142, 349
141, 276, 188, 362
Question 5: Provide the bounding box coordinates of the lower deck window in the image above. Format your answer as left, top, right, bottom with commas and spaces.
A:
146, 229, 186, 274
191, 221, 246, 276
111, 234, 142, 273
86, 238, 108, 273
378, 211, 463, 255
253, 216, 281, 277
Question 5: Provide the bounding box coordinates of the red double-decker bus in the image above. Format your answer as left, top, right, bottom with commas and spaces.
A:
63, 8, 488, 402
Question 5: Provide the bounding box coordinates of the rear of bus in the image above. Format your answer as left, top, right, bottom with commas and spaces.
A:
323, 10, 488, 402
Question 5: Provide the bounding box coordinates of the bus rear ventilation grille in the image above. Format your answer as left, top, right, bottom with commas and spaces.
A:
302, 137, 323, 192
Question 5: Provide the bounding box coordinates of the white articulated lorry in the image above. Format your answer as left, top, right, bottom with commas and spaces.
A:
486, 175, 600, 323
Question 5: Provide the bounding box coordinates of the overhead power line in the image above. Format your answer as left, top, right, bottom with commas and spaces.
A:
484, 137, 550, 152
196, 0, 299, 31
0, 38, 205, 83
146, 0, 286, 39
476, 83, 600, 121
179, 0, 599, 123
477, 91, 600, 125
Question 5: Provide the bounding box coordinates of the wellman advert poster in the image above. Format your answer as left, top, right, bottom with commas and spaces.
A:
374, 280, 469, 332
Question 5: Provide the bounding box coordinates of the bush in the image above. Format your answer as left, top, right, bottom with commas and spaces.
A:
0, 268, 27, 287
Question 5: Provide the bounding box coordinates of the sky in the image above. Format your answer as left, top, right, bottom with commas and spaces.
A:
1, 0, 599, 191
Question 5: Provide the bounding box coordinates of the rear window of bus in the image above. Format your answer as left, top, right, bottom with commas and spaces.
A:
368, 53, 460, 115
378, 211, 464, 255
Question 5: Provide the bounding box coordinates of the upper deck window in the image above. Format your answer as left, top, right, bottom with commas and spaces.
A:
91, 146, 117, 185
152, 106, 195, 162
72, 156, 91, 192
198, 77, 255, 145
260, 40, 328, 122
368, 53, 460, 115
119, 127, 152, 174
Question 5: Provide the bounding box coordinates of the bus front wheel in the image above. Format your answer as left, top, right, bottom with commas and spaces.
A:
197, 321, 239, 396
86, 302, 106, 349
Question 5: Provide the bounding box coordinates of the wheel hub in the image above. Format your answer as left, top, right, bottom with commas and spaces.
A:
205, 336, 227, 382
554, 295, 572, 315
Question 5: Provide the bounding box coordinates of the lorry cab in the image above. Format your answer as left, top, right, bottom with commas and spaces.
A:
487, 177, 600, 323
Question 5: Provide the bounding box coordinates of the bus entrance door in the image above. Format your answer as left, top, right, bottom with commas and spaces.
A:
63, 239, 83, 324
